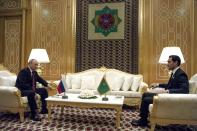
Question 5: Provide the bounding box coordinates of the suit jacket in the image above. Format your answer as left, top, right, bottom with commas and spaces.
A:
15, 67, 48, 91
159, 68, 189, 94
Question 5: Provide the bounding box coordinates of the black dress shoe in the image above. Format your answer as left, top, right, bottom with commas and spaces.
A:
30, 115, 41, 121
40, 109, 48, 114
131, 118, 148, 127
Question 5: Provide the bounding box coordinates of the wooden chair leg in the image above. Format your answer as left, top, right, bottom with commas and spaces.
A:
19, 111, 24, 122
150, 123, 156, 131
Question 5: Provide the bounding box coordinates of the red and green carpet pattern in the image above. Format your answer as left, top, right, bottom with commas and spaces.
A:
0, 106, 196, 131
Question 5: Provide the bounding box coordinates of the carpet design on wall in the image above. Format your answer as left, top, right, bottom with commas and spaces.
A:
0, 106, 196, 131
89, 3, 124, 39
76, 0, 139, 74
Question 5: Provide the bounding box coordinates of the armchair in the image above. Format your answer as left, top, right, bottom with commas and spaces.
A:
149, 94, 197, 131
149, 74, 197, 130
0, 65, 41, 122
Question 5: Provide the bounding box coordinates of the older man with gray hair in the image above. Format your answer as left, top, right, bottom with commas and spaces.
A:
15, 59, 51, 121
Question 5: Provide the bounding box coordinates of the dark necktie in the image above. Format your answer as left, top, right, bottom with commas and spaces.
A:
170, 72, 173, 79
167, 73, 173, 89
32, 71, 36, 92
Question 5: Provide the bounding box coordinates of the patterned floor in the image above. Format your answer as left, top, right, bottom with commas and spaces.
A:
0, 106, 196, 131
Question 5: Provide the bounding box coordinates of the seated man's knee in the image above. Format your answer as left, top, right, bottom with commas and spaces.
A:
27, 91, 36, 97
142, 92, 151, 99
37, 88, 48, 97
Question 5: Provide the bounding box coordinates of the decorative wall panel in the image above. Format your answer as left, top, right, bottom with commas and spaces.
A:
76, 0, 138, 73
32, 0, 64, 79
4, 18, 21, 73
139, 0, 195, 84
153, 0, 192, 82
32, 0, 76, 80
0, 0, 21, 9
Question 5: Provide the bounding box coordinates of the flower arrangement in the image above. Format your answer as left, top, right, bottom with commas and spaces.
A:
79, 89, 96, 99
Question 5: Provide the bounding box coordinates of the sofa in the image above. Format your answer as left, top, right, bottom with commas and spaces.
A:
0, 64, 41, 122
149, 74, 197, 130
61, 67, 148, 106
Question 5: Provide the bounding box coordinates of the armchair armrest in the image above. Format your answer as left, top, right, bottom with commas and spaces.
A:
151, 94, 197, 120
0, 86, 23, 108
138, 82, 148, 93
47, 80, 59, 96
189, 81, 197, 94
150, 94, 197, 131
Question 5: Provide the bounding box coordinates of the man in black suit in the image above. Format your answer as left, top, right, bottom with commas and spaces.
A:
15, 59, 51, 121
131, 55, 189, 127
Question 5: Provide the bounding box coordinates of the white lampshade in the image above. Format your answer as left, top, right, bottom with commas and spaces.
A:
159, 47, 185, 64
28, 49, 50, 63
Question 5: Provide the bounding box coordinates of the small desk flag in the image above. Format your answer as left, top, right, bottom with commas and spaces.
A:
57, 80, 65, 94
97, 78, 110, 95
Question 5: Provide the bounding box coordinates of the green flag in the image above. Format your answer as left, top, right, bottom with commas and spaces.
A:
97, 78, 110, 95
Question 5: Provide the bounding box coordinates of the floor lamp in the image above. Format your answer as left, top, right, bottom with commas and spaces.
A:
158, 47, 185, 76
28, 48, 50, 75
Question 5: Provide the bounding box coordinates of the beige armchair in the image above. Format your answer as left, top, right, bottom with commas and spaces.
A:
0, 86, 25, 122
149, 74, 197, 130
149, 94, 197, 131
0, 65, 41, 122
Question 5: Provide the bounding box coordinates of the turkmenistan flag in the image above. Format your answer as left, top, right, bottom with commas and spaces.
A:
97, 78, 110, 95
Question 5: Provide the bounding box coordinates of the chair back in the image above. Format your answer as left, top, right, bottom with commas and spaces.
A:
189, 74, 197, 94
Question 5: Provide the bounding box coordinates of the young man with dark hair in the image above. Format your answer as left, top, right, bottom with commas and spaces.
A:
131, 55, 189, 127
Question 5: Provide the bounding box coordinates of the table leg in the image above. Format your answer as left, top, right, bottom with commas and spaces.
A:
115, 107, 122, 128
47, 104, 51, 121
61, 105, 64, 113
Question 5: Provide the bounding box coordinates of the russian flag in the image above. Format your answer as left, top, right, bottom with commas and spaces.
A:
57, 80, 65, 94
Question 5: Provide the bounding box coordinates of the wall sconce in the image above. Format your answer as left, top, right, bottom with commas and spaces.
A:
28, 48, 50, 75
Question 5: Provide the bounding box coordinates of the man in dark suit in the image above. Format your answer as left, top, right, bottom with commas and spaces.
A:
15, 59, 51, 121
131, 55, 189, 127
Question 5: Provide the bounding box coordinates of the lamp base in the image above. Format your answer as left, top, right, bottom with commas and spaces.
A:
36, 63, 43, 76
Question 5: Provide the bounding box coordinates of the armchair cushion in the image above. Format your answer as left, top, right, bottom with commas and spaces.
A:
62, 69, 105, 90
0, 70, 13, 77
131, 75, 143, 91
105, 73, 124, 91
0, 76, 17, 86
121, 76, 133, 91
71, 75, 81, 89
81, 75, 96, 90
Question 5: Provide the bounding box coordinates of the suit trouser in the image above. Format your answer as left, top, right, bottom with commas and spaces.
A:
21, 88, 48, 115
140, 92, 157, 119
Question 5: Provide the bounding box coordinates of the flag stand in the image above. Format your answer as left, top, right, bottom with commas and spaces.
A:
62, 92, 68, 99
102, 93, 108, 101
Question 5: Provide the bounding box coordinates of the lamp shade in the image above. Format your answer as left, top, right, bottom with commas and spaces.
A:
28, 49, 50, 63
159, 47, 185, 64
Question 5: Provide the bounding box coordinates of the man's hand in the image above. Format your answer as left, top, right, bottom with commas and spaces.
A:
46, 86, 53, 90
147, 88, 168, 93
44, 84, 53, 90
149, 83, 159, 89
